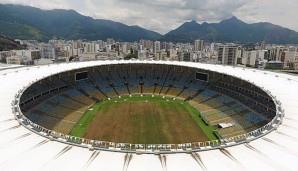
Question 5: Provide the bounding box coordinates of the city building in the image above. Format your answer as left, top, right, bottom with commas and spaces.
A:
34, 58, 54, 65
284, 50, 298, 69
194, 39, 204, 51
294, 54, 298, 70
6, 56, 22, 65
154, 41, 161, 53
242, 50, 267, 67
2, 37, 298, 69
38, 43, 56, 59
162, 42, 169, 50
107, 38, 115, 45
266, 61, 284, 69
260, 41, 266, 50
0, 51, 16, 63
7, 50, 41, 65
218, 45, 238, 65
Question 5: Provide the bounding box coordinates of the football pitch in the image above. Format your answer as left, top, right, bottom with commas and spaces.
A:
69, 96, 217, 144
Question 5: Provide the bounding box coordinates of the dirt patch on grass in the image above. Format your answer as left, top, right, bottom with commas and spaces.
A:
83, 101, 209, 144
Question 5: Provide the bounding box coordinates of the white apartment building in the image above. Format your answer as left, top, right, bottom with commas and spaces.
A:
284, 50, 298, 68
217, 45, 238, 65
154, 41, 161, 53
241, 50, 268, 68
6, 56, 22, 65
38, 43, 56, 59
5, 50, 40, 65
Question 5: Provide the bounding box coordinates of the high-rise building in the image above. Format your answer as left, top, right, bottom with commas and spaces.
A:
38, 43, 56, 59
74, 40, 83, 49
168, 42, 175, 50
218, 45, 238, 65
139, 39, 146, 47
83, 42, 96, 53
162, 42, 169, 50
294, 48, 298, 70
154, 41, 161, 53
183, 52, 191, 61
122, 43, 128, 54
194, 39, 204, 51
96, 40, 104, 49
261, 41, 266, 50
146, 40, 153, 52
107, 38, 115, 45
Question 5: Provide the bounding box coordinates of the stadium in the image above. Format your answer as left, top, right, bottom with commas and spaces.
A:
0, 60, 297, 171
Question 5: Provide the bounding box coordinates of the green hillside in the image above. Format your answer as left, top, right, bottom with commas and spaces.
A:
0, 4, 162, 41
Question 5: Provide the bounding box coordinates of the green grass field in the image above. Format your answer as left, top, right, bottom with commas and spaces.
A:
70, 95, 217, 144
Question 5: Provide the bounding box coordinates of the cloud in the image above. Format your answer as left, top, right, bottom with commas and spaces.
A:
81, 0, 247, 33
234, 0, 298, 32
0, 0, 70, 9
0, 0, 297, 34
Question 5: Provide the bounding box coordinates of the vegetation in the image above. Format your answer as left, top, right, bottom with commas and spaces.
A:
0, 57, 6, 63
0, 4, 162, 41
264, 65, 295, 70
166, 50, 170, 57
124, 48, 138, 60
243, 43, 256, 51
1, 4, 298, 43
0, 35, 25, 51
69, 102, 102, 137
161, 16, 298, 44
69, 56, 75, 61
237, 58, 244, 65
183, 103, 218, 140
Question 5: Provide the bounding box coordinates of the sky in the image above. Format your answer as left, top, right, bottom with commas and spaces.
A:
1, 0, 298, 34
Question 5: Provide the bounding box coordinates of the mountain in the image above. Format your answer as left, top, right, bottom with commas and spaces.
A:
0, 35, 24, 51
1, 4, 297, 44
162, 16, 298, 44
0, 4, 162, 41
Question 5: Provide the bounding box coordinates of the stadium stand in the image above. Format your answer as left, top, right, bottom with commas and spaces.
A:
3, 61, 297, 171
20, 64, 276, 139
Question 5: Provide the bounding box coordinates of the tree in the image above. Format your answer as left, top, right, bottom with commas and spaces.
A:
69, 56, 74, 61
124, 49, 138, 60
134, 50, 138, 56
130, 48, 133, 55
166, 50, 170, 57
0, 57, 6, 63
243, 43, 256, 51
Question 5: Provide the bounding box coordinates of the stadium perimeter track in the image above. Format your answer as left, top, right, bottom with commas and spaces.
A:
0, 60, 298, 171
